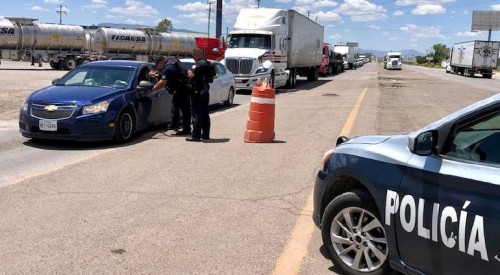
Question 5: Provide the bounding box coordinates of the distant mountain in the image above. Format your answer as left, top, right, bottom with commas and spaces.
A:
96, 23, 204, 34
359, 48, 425, 57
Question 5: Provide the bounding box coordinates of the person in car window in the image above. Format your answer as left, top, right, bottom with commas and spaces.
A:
152, 56, 191, 135
186, 48, 211, 142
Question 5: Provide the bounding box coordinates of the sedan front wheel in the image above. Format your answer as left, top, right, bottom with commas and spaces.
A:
114, 110, 134, 144
321, 190, 392, 275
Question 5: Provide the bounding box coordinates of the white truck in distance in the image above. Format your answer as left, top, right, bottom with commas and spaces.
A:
384, 51, 402, 70
447, 40, 499, 79
222, 8, 324, 90
334, 44, 355, 70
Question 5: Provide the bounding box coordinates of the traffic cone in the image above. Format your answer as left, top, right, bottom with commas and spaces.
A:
244, 80, 275, 143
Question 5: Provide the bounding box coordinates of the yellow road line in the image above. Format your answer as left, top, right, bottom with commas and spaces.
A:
271, 87, 368, 275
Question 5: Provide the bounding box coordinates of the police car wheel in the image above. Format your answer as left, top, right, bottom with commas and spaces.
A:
321, 190, 392, 275
114, 110, 135, 144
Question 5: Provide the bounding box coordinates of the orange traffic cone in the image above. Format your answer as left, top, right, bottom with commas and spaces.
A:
244, 81, 275, 143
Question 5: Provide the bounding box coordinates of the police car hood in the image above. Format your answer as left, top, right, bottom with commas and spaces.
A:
337, 134, 413, 165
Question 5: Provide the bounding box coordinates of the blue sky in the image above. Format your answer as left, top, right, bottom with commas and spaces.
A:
1, 0, 500, 53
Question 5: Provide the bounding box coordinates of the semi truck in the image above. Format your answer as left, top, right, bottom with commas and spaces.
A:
447, 40, 499, 78
0, 17, 226, 70
334, 44, 356, 70
384, 51, 402, 70
222, 8, 324, 89
317, 43, 344, 76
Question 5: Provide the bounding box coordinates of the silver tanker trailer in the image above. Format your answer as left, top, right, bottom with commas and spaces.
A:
1, 17, 89, 70
0, 17, 199, 70
92, 27, 196, 61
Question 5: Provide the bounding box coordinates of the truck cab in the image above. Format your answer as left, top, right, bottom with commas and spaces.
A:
222, 8, 323, 90
385, 52, 402, 70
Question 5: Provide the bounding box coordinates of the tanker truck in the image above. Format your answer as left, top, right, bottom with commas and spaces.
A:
222, 8, 324, 90
0, 17, 90, 70
0, 17, 226, 70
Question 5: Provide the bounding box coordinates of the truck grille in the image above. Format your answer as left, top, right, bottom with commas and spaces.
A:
225, 58, 254, 74
31, 103, 76, 120
392, 60, 398, 66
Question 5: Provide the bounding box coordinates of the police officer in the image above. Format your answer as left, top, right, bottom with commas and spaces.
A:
186, 48, 211, 142
152, 56, 191, 135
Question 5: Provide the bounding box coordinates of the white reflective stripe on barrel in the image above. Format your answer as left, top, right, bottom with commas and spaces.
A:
251, 97, 275, 104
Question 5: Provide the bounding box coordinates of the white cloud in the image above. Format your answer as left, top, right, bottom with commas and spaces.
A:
411, 4, 446, 15
311, 11, 342, 22
109, 1, 158, 17
329, 33, 342, 39
125, 0, 142, 6
44, 0, 63, 3
83, 0, 107, 10
393, 10, 404, 16
493, 4, 500, 11
395, 0, 454, 6
175, 2, 206, 12
275, 0, 292, 2
179, 12, 209, 25
336, 0, 388, 22
368, 24, 381, 30
126, 18, 145, 25
462, 10, 469, 15
456, 31, 482, 37
30, 5, 49, 11
312, 0, 338, 9
382, 31, 390, 36
400, 24, 446, 39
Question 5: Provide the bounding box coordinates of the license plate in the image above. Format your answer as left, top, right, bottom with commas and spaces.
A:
39, 120, 57, 131
235, 79, 243, 83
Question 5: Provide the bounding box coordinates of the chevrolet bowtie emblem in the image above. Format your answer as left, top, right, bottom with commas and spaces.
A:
45, 105, 58, 112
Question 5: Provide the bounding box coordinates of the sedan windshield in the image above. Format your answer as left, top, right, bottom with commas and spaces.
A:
56, 67, 134, 88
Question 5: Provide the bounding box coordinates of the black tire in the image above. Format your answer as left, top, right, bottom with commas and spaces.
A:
63, 57, 77, 70
269, 71, 275, 88
224, 87, 235, 106
285, 68, 296, 88
114, 109, 135, 144
321, 190, 393, 275
49, 60, 59, 70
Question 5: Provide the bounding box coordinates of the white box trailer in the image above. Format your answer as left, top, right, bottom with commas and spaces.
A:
334, 45, 355, 69
448, 40, 499, 78
223, 8, 324, 89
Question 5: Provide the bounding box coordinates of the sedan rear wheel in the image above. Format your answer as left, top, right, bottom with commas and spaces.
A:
114, 110, 134, 144
321, 190, 393, 275
224, 87, 235, 106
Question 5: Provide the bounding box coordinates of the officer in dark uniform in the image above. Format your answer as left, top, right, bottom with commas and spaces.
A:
152, 56, 191, 135
186, 48, 210, 142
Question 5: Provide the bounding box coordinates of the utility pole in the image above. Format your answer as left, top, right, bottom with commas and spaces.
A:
206, 1, 215, 57
257, 0, 261, 8
56, 5, 66, 25
215, 0, 222, 38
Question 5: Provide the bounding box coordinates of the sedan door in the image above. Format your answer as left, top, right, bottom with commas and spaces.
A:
395, 109, 500, 274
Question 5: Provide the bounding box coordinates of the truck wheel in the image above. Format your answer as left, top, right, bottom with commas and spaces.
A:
321, 190, 393, 275
285, 69, 296, 88
49, 60, 59, 69
114, 109, 135, 144
269, 71, 275, 88
483, 74, 492, 79
64, 58, 77, 70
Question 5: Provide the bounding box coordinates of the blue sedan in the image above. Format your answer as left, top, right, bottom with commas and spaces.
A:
313, 94, 500, 274
19, 60, 173, 143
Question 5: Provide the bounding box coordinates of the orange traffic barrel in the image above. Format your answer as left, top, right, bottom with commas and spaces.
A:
244, 81, 275, 143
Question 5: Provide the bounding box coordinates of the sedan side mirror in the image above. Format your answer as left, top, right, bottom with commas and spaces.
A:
409, 130, 438, 156
138, 80, 154, 90
52, 78, 60, 85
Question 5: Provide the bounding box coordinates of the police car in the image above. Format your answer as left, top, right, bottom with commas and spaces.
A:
313, 94, 500, 274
